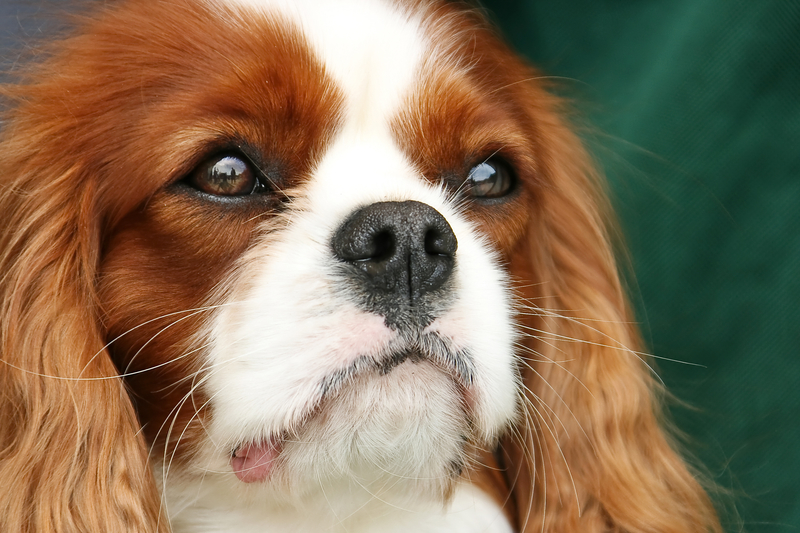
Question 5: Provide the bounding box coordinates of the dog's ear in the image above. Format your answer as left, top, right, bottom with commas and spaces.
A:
0, 85, 166, 532
496, 85, 721, 533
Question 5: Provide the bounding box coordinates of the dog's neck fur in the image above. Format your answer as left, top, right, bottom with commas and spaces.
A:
163, 475, 512, 533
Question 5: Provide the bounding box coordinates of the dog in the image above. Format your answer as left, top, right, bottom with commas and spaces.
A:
0, 0, 721, 531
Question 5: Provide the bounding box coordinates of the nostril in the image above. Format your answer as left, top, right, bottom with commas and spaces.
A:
368, 231, 395, 263
424, 227, 457, 257
355, 230, 395, 277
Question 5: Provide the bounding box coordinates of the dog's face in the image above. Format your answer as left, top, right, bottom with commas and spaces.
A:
0, 0, 722, 531
97, 0, 532, 502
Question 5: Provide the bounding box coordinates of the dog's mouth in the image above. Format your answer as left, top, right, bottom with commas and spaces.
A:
319, 334, 476, 398
230, 336, 476, 484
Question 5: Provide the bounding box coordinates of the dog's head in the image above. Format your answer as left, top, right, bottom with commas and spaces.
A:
0, 1, 719, 531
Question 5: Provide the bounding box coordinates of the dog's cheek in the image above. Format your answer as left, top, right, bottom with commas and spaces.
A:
97, 192, 262, 451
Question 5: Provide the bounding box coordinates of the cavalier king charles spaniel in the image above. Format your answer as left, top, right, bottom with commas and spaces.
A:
0, 0, 720, 532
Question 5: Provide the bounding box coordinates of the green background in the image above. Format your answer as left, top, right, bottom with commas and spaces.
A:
483, 0, 799, 531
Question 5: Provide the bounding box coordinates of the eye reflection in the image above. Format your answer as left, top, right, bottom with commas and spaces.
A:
212, 157, 248, 181
467, 159, 514, 199
188, 155, 258, 196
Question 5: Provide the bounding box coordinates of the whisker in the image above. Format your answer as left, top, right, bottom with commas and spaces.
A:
488, 75, 589, 95
514, 302, 672, 385
84, 304, 230, 377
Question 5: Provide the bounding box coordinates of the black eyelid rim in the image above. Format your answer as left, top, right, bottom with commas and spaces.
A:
467, 147, 514, 174
170, 137, 247, 180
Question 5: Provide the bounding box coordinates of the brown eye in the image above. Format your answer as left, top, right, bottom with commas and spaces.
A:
188, 155, 258, 196
467, 158, 515, 198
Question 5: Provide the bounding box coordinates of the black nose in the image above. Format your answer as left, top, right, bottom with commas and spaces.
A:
331, 201, 457, 316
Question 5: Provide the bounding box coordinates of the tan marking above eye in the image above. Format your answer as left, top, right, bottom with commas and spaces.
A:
188, 155, 258, 196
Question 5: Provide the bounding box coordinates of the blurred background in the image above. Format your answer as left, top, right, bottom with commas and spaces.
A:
2, 1, 798, 531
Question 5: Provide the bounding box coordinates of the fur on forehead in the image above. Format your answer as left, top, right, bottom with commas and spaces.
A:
211, 0, 427, 117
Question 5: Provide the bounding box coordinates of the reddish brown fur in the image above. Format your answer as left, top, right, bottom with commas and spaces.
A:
0, 1, 720, 532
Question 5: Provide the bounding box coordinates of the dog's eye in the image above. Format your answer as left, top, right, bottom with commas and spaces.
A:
187, 155, 260, 196
467, 159, 515, 198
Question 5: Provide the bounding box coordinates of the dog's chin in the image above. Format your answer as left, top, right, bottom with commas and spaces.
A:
227, 359, 475, 505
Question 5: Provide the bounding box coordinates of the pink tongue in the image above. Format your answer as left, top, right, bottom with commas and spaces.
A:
231, 441, 280, 483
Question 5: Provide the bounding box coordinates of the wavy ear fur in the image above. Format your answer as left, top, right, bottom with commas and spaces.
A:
0, 67, 166, 533
499, 87, 721, 532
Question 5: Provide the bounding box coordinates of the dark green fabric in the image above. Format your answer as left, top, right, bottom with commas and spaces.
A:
484, 0, 800, 530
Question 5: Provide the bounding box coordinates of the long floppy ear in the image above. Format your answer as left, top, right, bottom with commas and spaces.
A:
0, 84, 166, 532
499, 88, 721, 533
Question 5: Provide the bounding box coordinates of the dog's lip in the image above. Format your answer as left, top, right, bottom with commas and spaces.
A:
230, 438, 283, 483
318, 340, 475, 399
